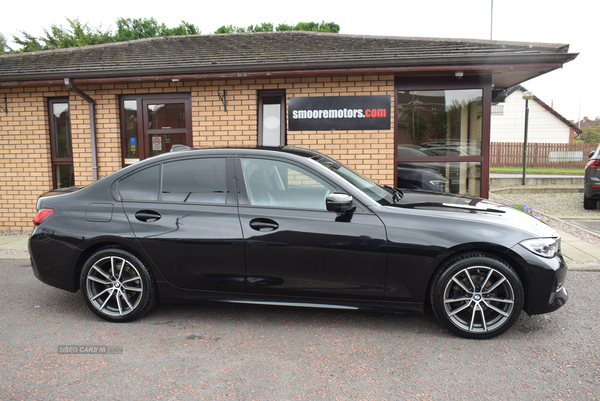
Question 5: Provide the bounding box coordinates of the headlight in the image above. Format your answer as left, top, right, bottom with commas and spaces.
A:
520, 237, 560, 258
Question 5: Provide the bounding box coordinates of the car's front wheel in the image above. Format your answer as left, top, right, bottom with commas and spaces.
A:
80, 248, 156, 322
583, 194, 597, 210
431, 254, 524, 339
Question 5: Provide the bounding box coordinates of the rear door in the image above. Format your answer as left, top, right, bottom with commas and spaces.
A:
121, 156, 246, 292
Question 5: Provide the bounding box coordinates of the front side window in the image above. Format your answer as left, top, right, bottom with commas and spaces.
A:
242, 158, 334, 209
311, 156, 391, 204
48, 98, 74, 188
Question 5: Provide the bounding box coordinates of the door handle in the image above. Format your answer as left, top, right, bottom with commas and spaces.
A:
249, 218, 279, 232
135, 210, 161, 222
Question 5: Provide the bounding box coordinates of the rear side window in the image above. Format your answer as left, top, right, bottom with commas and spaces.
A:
162, 158, 226, 203
119, 165, 160, 201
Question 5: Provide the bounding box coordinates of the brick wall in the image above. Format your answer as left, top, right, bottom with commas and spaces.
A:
0, 74, 395, 230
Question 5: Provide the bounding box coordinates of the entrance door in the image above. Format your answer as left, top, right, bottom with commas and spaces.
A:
120, 94, 192, 166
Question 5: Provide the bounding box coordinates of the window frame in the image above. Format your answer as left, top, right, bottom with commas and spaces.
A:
257, 91, 286, 147
394, 76, 492, 197
48, 97, 74, 189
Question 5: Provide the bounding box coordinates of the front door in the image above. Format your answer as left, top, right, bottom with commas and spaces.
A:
236, 157, 388, 300
120, 93, 192, 166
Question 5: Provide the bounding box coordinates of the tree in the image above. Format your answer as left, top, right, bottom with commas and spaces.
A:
114, 18, 199, 42
247, 23, 274, 33
577, 125, 600, 144
214, 25, 247, 34
10, 18, 112, 52
42, 18, 112, 49
163, 21, 200, 36
11, 31, 46, 52
216, 21, 340, 34
276, 21, 340, 33
0, 33, 10, 54
8, 17, 200, 53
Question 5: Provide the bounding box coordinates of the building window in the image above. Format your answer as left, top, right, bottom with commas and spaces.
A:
258, 91, 286, 147
396, 88, 484, 196
120, 93, 192, 165
48, 97, 74, 188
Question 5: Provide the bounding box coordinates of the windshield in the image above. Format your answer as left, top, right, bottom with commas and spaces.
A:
311, 155, 396, 205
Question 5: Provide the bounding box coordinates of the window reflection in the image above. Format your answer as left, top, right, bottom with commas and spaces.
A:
55, 164, 74, 189
397, 89, 482, 157
147, 103, 186, 129
124, 100, 138, 159
52, 103, 71, 159
396, 162, 481, 196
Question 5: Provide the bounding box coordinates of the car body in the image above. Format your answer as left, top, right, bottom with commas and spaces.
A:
29, 146, 568, 339
584, 144, 600, 209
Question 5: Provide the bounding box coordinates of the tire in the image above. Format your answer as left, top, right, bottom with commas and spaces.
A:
431, 253, 524, 339
583, 194, 597, 210
80, 248, 156, 322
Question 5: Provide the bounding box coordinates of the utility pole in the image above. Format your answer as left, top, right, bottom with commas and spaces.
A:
522, 92, 534, 185
490, 0, 494, 40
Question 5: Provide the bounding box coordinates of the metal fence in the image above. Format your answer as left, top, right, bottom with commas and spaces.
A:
490, 142, 596, 170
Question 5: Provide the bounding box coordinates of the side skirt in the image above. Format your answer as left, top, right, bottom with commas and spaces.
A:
156, 281, 424, 314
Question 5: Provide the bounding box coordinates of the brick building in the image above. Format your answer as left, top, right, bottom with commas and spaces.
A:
0, 32, 577, 230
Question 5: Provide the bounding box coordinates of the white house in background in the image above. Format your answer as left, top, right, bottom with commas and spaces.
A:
491, 85, 581, 143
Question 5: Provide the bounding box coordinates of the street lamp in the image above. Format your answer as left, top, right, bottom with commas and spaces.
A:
522, 91, 534, 185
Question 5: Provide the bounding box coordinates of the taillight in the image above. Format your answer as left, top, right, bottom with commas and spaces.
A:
589, 160, 600, 168
33, 209, 55, 226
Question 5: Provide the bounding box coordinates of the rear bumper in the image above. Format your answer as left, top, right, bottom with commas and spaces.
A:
29, 231, 79, 293
584, 182, 600, 199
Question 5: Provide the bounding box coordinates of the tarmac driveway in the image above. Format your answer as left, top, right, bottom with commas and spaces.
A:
1, 259, 599, 400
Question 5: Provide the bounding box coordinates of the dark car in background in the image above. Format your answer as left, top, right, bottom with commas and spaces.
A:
29, 147, 567, 339
584, 144, 600, 209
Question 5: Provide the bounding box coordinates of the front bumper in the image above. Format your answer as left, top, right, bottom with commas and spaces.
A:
509, 242, 568, 315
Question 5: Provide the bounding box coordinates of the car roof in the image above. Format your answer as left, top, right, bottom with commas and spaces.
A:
147, 146, 323, 162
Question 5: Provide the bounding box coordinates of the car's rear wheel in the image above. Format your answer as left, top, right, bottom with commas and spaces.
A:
583, 194, 597, 210
80, 248, 156, 322
431, 254, 524, 339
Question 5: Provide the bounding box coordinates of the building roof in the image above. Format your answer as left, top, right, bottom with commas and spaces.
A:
577, 117, 600, 128
0, 31, 577, 87
509, 85, 582, 134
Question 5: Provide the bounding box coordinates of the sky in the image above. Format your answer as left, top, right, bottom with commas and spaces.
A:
1, 0, 597, 123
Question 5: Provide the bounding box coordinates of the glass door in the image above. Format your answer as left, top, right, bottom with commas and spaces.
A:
120, 94, 192, 165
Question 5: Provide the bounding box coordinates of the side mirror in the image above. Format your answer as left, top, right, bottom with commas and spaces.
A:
326, 192, 356, 214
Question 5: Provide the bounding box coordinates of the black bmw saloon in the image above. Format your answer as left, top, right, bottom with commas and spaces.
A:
29, 146, 568, 339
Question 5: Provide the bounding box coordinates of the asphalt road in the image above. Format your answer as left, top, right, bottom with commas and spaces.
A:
1, 260, 599, 400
